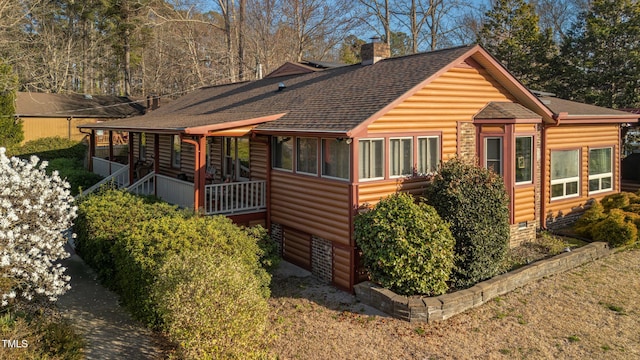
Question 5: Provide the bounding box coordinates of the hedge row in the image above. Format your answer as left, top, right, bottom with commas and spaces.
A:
574, 192, 640, 247
74, 189, 276, 359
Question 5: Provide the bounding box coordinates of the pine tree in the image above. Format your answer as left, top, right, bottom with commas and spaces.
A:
476, 0, 556, 89
554, 0, 640, 108
0, 60, 22, 150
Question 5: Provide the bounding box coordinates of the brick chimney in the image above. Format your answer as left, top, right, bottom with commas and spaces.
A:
361, 38, 391, 65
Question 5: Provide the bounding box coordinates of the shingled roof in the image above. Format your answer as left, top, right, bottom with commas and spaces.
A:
80, 45, 477, 134
475, 102, 542, 121
16, 92, 146, 118
537, 95, 636, 117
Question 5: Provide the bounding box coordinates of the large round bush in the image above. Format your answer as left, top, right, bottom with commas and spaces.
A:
425, 159, 510, 288
355, 193, 455, 296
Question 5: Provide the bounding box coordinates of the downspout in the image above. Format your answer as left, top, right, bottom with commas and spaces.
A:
541, 113, 564, 229
265, 135, 272, 234
128, 132, 135, 186
67, 117, 73, 140
181, 135, 206, 212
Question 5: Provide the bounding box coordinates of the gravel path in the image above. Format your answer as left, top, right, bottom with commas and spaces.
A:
57, 246, 167, 360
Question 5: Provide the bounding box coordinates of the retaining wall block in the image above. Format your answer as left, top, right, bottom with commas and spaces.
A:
370, 287, 396, 314
466, 285, 486, 307
354, 281, 373, 304
391, 295, 410, 320
408, 298, 428, 322
423, 297, 444, 322
440, 289, 477, 320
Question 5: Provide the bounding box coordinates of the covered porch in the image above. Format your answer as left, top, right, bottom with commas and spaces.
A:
80, 117, 278, 218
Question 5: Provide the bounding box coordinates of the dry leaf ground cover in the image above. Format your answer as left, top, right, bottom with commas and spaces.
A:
267, 248, 640, 359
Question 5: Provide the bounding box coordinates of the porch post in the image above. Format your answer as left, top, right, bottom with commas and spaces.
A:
89, 130, 96, 172
108, 130, 114, 174
197, 135, 206, 210
128, 132, 135, 185
154, 134, 160, 197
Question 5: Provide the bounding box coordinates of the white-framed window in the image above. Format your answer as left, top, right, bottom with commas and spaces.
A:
272, 136, 293, 171
296, 137, 318, 175
322, 138, 350, 180
515, 136, 533, 184
171, 134, 181, 168
417, 136, 440, 175
485, 137, 503, 175
550, 149, 580, 200
589, 147, 613, 194
390, 137, 413, 177
359, 139, 384, 180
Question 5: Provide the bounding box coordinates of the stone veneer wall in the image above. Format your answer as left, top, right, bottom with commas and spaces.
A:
271, 223, 283, 256
509, 221, 536, 247
457, 122, 476, 163
311, 236, 333, 283
355, 242, 610, 323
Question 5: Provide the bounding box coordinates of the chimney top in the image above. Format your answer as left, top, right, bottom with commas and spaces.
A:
361, 41, 390, 65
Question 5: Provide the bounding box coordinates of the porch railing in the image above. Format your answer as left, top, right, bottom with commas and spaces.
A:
204, 180, 266, 215
127, 171, 155, 196
80, 164, 130, 196
156, 174, 194, 209
92, 156, 126, 178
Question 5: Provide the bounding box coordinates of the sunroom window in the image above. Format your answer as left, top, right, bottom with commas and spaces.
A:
390, 138, 412, 177
515, 136, 533, 184
550, 149, 579, 200
296, 137, 318, 174
272, 136, 293, 170
417, 136, 439, 175
589, 147, 613, 194
322, 139, 350, 180
359, 139, 384, 180
485, 137, 502, 175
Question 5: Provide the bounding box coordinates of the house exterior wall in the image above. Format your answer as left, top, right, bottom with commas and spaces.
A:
544, 124, 620, 228
249, 136, 268, 181
21, 117, 97, 143
359, 60, 518, 208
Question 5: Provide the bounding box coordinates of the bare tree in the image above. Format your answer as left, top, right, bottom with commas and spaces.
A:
356, 0, 392, 44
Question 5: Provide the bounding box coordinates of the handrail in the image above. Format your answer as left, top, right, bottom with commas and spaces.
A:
127, 171, 156, 196
204, 180, 266, 215
80, 164, 130, 197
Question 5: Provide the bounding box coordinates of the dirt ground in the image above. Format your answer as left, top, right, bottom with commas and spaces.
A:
267, 249, 640, 359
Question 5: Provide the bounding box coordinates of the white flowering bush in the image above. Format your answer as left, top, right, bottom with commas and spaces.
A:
0, 147, 76, 306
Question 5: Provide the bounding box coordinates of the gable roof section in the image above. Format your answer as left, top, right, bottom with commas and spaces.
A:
475, 102, 542, 122
16, 92, 145, 118
538, 96, 639, 123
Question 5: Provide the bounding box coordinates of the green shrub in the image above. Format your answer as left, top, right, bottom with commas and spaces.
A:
591, 209, 638, 247
244, 225, 281, 272
9, 137, 86, 160
74, 189, 185, 288
355, 193, 455, 296
154, 249, 270, 360
112, 215, 270, 327
600, 193, 631, 211
574, 202, 606, 238
425, 159, 510, 289
48, 157, 103, 195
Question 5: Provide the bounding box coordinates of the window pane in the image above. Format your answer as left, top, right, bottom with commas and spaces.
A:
322, 139, 349, 179
485, 137, 502, 174
515, 136, 532, 183
551, 183, 564, 198
589, 148, 611, 175
602, 176, 612, 190
566, 181, 578, 195
551, 150, 579, 180
273, 136, 293, 170
390, 138, 412, 176
589, 178, 600, 192
359, 139, 384, 179
297, 138, 317, 174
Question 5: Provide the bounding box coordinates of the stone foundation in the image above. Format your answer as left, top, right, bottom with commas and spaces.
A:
509, 221, 537, 247
311, 236, 333, 283
270, 223, 283, 256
